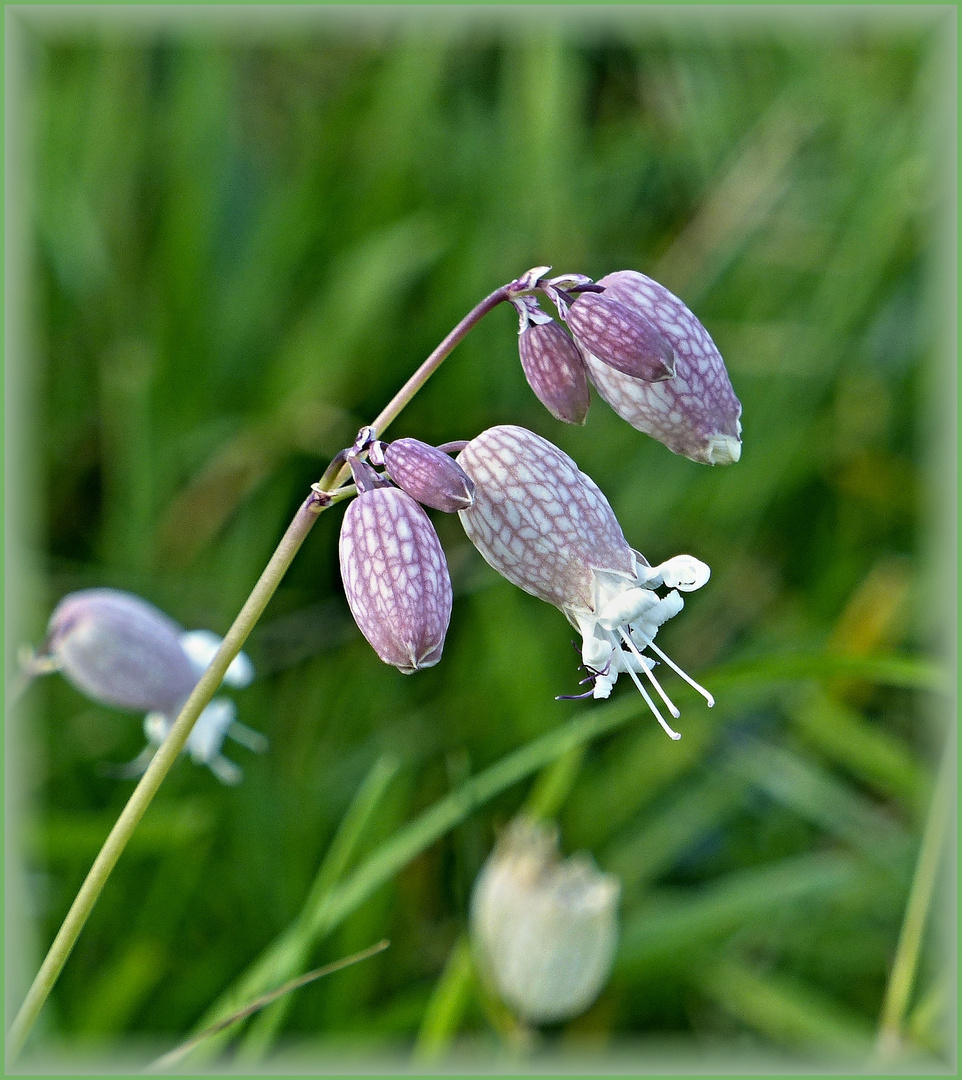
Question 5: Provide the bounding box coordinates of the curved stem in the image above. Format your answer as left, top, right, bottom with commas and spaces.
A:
7, 281, 513, 1064
326, 285, 511, 489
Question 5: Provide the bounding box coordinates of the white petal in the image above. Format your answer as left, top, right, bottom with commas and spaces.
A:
180, 629, 254, 687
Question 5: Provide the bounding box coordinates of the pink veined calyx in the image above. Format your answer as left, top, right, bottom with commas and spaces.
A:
337, 428, 470, 673
456, 425, 714, 739
505, 266, 742, 466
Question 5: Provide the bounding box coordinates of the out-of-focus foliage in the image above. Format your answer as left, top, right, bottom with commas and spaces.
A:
7, 7, 953, 1072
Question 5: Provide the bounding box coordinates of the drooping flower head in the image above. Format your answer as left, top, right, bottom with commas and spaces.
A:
505, 266, 741, 464
457, 425, 714, 738
34, 589, 263, 783
470, 817, 620, 1025
512, 295, 591, 425
578, 271, 742, 464
372, 437, 475, 513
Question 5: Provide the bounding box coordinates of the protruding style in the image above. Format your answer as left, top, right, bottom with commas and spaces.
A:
470, 817, 620, 1025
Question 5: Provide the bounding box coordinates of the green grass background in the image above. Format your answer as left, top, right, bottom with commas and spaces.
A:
6, 6, 955, 1072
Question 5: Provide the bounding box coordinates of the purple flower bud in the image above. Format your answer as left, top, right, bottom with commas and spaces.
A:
518, 319, 591, 425
381, 438, 476, 512
339, 487, 453, 673
42, 589, 199, 714
457, 426, 715, 738
582, 271, 742, 465
565, 292, 676, 382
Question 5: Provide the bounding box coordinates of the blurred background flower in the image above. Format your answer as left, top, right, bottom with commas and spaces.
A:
5, 5, 953, 1071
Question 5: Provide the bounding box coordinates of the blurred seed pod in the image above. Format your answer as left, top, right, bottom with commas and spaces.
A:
583, 271, 742, 464
518, 318, 591, 425
566, 291, 676, 382
338, 487, 453, 673
470, 817, 620, 1025
41, 589, 199, 715
381, 438, 475, 512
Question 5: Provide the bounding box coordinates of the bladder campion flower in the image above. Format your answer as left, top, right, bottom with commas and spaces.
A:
457, 425, 714, 739
33, 589, 263, 783
338, 468, 453, 673
470, 817, 620, 1025
580, 271, 742, 464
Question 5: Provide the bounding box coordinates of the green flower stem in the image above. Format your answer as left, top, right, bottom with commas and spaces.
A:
323, 284, 511, 490
7, 282, 514, 1064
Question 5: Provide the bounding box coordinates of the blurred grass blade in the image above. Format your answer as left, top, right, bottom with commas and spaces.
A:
707, 652, 950, 696
874, 733, 954, 1059
727, 740, 913, 868
145, 939, 390, 1073
413, 935, 476, 1064
618, 852, 862, 973
189, 695, 643, 1061
699, 956, 873, 1058
789, 688, 931, 815
183, 755, 398, 1065
604, 769, 751, 893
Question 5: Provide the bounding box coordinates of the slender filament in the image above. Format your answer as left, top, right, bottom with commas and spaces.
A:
618, 627, 681, 718
647, 641, 715, 707
607, 631, 681, 740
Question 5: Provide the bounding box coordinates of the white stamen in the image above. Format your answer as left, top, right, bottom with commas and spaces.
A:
208, 755, 244, 785
227, 719, 269, 753
648, 641, 715, 707
617, 626, 681, 719
606, 631, 681, 740
102, 744, 157, 779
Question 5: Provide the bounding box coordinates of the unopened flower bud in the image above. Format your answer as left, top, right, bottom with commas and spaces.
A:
518, 317, 591, 425
457, 426, 715, 738
583, 271, 742, 465
339, 487, 453, 673
470, 817, 620, 1025
566, 292, 676, 382
41, 589, 199, 715
381, 438, 475, 512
